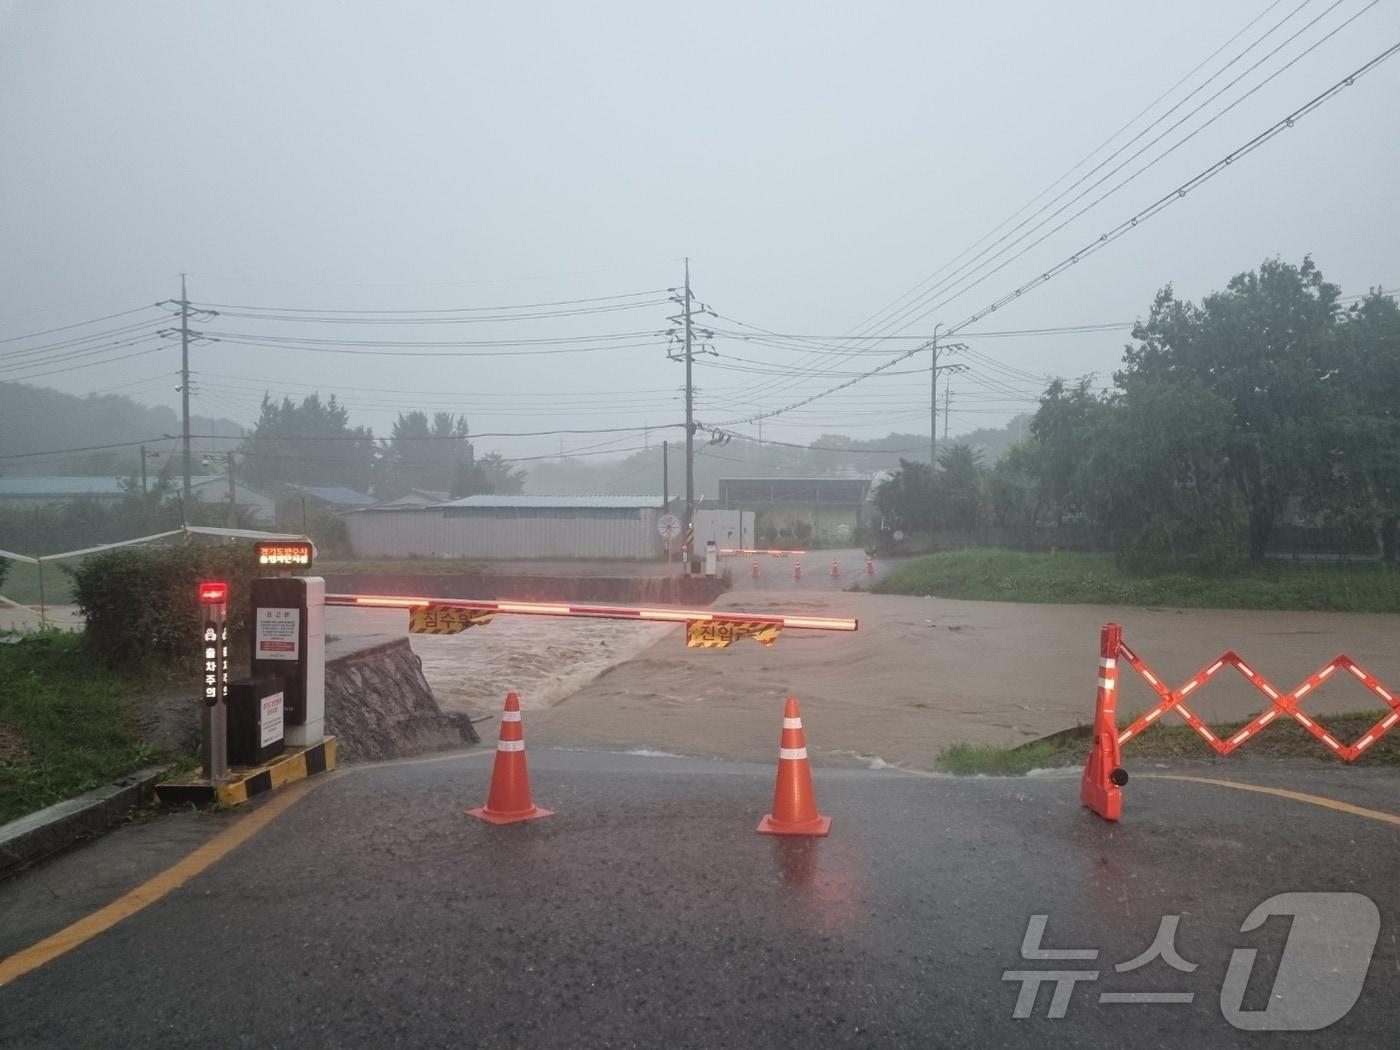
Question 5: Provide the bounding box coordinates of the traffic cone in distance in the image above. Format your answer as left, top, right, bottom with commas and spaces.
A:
468, 691, 552, 825
752, 559, 760, 578
866, 556, 875, 576
758, 696, 831, 836
794, 560, 802, 580
830, 559, 840, 578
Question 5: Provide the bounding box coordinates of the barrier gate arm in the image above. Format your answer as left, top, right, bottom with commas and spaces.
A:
325, 593, 858, 633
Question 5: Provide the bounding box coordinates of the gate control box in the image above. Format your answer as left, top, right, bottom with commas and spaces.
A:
227, 675, 285, 767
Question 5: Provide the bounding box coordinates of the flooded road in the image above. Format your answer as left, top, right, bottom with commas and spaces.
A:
325, 606, 675, 716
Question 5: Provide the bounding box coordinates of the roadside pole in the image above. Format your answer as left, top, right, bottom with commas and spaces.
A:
198, 580, 230, 782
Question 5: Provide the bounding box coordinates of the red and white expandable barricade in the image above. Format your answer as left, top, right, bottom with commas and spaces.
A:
1083, 621, 1400, 822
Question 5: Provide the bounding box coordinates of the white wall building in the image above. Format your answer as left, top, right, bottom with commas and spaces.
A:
345, 495, 666, 560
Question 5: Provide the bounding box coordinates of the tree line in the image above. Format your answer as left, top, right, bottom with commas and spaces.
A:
876, 258, 1400, 564
236, 398, 525, 499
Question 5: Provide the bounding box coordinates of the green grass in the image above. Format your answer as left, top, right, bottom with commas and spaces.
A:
873, 549, 1400, 612
0, 630, 168, 823
935, 711, 1400, 774
937, 740, 1072, 775
315, 557, 488, 575
0, 559, 79, 606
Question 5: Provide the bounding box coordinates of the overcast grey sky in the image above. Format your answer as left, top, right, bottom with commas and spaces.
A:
2, 0, 1397, 463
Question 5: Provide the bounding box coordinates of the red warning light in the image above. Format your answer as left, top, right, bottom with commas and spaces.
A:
198, 581, 229, 605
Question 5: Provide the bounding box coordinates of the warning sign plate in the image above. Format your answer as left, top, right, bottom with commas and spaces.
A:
409, 605, 498, 635
685, 619, 783, 649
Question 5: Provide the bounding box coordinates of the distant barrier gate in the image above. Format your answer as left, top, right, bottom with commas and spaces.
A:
1082, 622, 1400, 822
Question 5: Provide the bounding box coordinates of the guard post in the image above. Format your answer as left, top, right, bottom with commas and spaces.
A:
250, 541, 326, 747
197, 580, 230, 781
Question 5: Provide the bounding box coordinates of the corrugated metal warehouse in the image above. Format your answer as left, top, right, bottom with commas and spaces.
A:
345, 495, 666, 560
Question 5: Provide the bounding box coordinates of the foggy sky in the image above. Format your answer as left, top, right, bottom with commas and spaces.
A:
2, 0, 1397, 466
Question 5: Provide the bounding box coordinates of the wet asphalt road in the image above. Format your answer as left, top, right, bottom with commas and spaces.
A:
1, 749, 1396, 1049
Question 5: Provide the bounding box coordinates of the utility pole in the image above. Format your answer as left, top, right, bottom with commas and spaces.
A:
225, 452, 237, 529
140, 445, 149, 494
180, 274, 192, 509
944, 385, 951, 440
929, 331, 939, 467
662, 439, 669, 511
683, 258, 696, 575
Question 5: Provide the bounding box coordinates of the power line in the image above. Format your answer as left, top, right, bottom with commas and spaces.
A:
716, 0, 1369, 405
0, 305, 162, 345
709, 39, 1400, 429
188, 288, 669, 316
888, 0, 1377, 337
205, 334, 667, 358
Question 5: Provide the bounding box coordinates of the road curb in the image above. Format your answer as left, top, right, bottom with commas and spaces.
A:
154, 737, 338, 808
0, 765, 168, 878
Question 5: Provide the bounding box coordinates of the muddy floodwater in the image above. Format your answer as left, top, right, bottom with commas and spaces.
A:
331, 594, 1400, 770
325, 606, 675, 717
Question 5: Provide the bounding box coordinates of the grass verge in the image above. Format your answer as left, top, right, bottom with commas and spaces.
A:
0, 630, 168, 824
935, 711, 1400, 774
0, 560, 79, 607
874, 549, 1400, 612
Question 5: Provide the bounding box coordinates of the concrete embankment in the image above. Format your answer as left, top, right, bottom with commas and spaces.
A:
320, 573, 729, 605
324, 635, 480, 761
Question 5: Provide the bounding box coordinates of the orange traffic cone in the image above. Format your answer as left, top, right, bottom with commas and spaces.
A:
757, 697, 831, 836
468, 691, 552, 824
865, 556, 875, 576
830, 559, 840, 578
793, 560, 803, 580
751, 559, 760, 578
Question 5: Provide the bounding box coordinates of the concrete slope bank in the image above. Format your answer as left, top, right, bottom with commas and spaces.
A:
325, 635, 479, 761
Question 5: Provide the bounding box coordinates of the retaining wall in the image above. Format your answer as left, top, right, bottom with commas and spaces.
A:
325, 635, 479, 762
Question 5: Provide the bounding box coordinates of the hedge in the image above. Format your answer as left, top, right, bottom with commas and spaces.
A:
70, 545, 258, 669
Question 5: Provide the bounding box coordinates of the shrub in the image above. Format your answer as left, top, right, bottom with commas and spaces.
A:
71, 544, 258, 669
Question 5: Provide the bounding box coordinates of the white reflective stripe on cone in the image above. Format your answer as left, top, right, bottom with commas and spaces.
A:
782, 717, 803, 729
1097, 677, 1114, 691
501, 710, 522, 722
778, 747, 808, 760
497, 740, 525, 752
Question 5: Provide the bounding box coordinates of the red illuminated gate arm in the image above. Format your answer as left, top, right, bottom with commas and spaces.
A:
324, 593, 858, 633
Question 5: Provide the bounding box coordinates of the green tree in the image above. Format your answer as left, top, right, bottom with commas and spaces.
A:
238, 394, 375, 491
937, 443, 984, 530
1028, 376, 1110, 526
986, 440, 1043, 529
1089, 373, 1243, 564
386, 411, 472, 494
450, 451, 525, 497
873, 459, 935, 533
1121, 258, 1340, 560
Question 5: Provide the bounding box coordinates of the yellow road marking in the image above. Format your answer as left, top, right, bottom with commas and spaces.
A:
0, 747, 493, 987
1145, 774, 1400, 828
